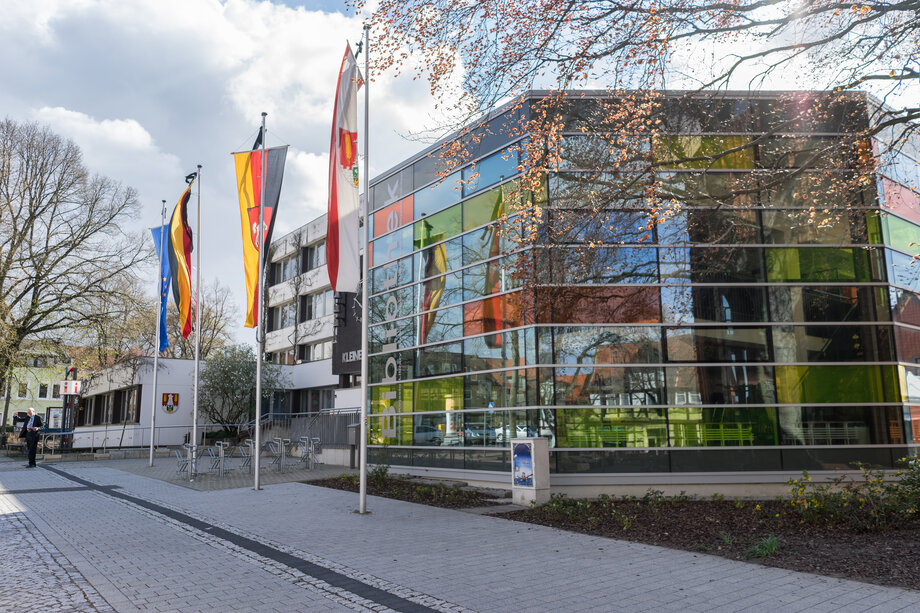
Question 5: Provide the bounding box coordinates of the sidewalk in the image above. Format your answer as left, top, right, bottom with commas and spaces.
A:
1, 456, 918, 612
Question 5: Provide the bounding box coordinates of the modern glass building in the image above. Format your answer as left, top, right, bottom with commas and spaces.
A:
365, 90, 920, 481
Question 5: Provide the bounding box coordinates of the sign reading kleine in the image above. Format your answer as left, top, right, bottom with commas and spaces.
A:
60, 380, 82, 395
162, 393, 179, 414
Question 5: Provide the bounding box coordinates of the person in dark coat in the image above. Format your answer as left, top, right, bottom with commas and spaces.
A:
20, 407, 43, 468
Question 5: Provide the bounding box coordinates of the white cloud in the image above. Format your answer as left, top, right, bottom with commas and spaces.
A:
0, 0, 455, 342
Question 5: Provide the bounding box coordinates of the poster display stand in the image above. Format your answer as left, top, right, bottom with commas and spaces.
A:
510, 437, 550, 505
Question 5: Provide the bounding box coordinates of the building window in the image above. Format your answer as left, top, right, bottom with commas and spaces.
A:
276, 349, 296, 365
302, 241, 326, 272
303, 340, 332, 362
17, 382, 28, 399
52, 384, 61, 399
38, 383, 49, 399
272, 301, 297, 330
271, 255, 299, 285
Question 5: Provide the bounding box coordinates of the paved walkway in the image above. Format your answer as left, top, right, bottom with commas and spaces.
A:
1, 456, 918, 612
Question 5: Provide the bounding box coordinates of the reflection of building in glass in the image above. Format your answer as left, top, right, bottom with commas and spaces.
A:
366, 91, 920, 478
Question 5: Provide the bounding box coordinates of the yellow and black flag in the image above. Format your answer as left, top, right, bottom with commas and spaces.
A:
168, 177, 195, 338
233, 129, 288, 328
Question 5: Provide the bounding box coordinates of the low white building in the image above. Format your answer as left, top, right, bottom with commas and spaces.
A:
73, 358, 196, 450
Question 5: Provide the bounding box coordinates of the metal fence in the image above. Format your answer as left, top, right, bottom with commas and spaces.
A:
2, 409, 358, 455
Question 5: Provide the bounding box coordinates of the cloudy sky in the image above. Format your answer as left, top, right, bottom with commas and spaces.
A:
0, 0, 448, 342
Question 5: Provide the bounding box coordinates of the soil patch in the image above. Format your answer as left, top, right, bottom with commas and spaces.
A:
496, 498, 920, 591
308, 474, 498, 509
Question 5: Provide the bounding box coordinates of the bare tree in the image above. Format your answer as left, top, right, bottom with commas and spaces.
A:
0, 118, 148, 426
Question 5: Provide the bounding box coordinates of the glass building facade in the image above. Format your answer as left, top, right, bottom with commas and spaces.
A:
365, 91, 920, 476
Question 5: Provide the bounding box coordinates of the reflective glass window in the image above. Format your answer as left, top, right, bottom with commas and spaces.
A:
372, 195, 414, 239
766, 247, 872, 282
553, 326, 662, 364
415, 236, 463, 276
546, 209, 655, 244
880, 177, 920, 225
775, 364, 900, 404
887, 248, 920, 292
368, 413, 415, 446
369, 349, 415, 384
763, 172, 867, 209
414, 204, 461, 250
420, 305, 464, 345
778, 405, 901, 445
464, 328, 535, 372
536, 286, 661, 324
690, 247, 764, 283
413, 172, 461, 219
417, 341, 463, 378
555, 407, 668, 448
465, 368, 537, 410
368, 285, 415, 326
463, 255, 521, 301
769, 286, 884, 323
890, 287, 920, 325
544, 247, 658, 285
881, 214, 920, 255
762, 209, 868, 244
463, 184, 509, 231
662, 286, 767, 324
464, 293, 524, 339
370, 255, 413, 295
667, 407, 778, 446
772, 325, 894, 363
655, 172, 758, 208
554, 367, 664, 406
759, 136, 856, 170
666, 365, 776, 405
415, 376, 463, 413
666, 327, 770, 362
461, 219, 520, 266
654, 136, 755, 169
657, 209, 760, 244
370, 226, 412, 267
463, 147, 518, 195
370, 382, 413, 414
895, 326, 920, 363
369, 317, 416, 354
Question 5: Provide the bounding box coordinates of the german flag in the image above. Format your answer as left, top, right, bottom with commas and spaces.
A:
233, 130, 288, 328
168, 183, 194, 339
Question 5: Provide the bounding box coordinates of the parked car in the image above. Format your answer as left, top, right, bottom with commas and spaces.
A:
463, 422, 497, 445
495, 424, 540, 442
413, 425, 443, 446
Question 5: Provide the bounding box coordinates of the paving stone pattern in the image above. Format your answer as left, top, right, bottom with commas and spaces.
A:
2, 456, 920, 612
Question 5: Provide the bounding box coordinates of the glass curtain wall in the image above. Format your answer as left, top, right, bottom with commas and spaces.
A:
366, 93, 914, 473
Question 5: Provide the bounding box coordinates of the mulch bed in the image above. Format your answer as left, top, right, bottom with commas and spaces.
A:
496, 498, 920, 591
308, 474, 498, 509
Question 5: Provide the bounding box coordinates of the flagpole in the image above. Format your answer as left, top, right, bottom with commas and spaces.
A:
254, 113, 267, 491
358, 23, 371, 515
148, 199, 167, 468
192, 165, 202, 479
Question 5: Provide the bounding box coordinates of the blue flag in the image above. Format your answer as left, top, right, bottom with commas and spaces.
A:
151, 225, 171, 353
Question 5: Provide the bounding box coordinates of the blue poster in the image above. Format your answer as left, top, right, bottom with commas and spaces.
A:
512, 442, 534, 487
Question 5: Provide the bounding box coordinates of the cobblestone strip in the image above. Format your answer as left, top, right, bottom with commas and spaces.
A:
43, 465, 470, 613
0, 497, 114, 612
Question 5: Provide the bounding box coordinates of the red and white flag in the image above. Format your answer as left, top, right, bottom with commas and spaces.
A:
327, 44, 362, 293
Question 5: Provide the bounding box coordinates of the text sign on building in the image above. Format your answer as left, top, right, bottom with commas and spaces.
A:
162, 393, 179, 414
60, 380, 82, 395
332, 291, 362, 375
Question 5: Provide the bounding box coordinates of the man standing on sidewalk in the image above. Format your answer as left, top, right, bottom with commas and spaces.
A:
20, 407, 43, 468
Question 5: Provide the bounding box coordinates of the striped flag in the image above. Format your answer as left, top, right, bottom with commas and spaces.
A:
233, 131, 288, 328
327, 44, 362, 293
167, 184, 194, 339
